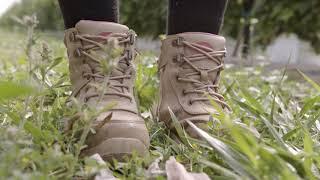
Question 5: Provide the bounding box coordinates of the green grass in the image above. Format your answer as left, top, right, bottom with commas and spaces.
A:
0, 23, 320, 180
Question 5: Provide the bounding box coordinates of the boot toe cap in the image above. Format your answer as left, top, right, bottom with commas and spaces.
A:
82, 111, 150, 161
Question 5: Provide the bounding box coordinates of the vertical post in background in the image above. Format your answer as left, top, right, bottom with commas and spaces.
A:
242, 0, 255, 58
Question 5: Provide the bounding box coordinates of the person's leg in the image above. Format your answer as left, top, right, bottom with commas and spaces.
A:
167, 0, 228, 35
60, 0, 150, 161
158, 0, 230, 139
58, 0, 119, 29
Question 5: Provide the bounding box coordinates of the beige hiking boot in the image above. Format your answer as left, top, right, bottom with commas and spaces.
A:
158, 32, 230, 138
64, 20, 149, 161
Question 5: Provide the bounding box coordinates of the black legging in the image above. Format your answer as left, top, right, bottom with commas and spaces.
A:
58, 0, 228, 35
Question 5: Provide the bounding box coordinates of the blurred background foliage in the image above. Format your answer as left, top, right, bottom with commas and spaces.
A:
0, 0, 319, 53
0, 0, 63, 30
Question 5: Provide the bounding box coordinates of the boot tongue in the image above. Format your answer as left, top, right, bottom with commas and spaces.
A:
75, 20, 129, 36
178, 33, 226, 83
179, 32, 225, 52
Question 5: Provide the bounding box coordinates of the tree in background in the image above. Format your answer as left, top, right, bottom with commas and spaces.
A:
224, 0, 320, 56
120, 0, 167, 36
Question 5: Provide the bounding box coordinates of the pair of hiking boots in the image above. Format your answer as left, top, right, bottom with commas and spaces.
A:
64, 20, 228, 161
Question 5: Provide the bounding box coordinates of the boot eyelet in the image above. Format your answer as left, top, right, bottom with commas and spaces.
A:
82, 72, 90, 80
172, 37, 184, 47
188, 100, 193, 105
126, 49, 133, 60
129, 32, 136, 45
75, 48, 82, 57
69, 31, 78, 42
173, 54, 184, 63
182, 89, 187, 95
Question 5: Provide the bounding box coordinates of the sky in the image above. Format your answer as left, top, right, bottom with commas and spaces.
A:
0, 0, 20, 16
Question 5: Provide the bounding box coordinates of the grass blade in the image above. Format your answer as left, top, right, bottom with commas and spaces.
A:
186, 120, 255, 179
0, 81, 34, 100
299, 96, 320, 117
199, 159, 240, 179
234, 99, 288, 150
168, 107, 190, 145
297, 69, 320, 92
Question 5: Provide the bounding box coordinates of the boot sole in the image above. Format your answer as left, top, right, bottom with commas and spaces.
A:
81, 137, 148, 162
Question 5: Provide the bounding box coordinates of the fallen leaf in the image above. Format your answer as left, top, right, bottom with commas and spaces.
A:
146, 155, 166, 177
165, 157, 210, 180
90, 154, 117, 180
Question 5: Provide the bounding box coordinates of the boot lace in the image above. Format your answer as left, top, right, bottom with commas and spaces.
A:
71, 31, 136, 102
174, 37, 230, 110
